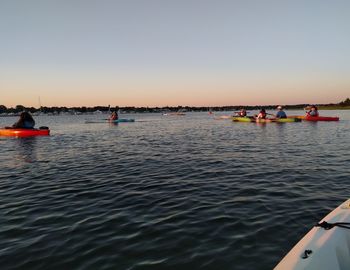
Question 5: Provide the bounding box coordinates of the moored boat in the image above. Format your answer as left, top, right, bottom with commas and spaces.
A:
274, 198, 350, 270
162, 112, 186, 116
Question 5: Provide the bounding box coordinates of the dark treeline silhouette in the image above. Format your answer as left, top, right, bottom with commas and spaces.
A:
0, 98, 349, 115
339, 98, 350, 106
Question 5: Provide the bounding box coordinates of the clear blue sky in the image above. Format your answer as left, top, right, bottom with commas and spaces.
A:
1, 0, 349, 107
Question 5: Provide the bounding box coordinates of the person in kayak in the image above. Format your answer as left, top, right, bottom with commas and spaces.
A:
235, 108, 247, 117
275, 106, 287, 118
109, 111, 119, 121
12, 111, 35, 129
307, 105, 319, 117
255, 109, 267, 119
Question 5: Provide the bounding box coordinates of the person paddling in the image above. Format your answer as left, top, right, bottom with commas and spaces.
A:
306, 105, 319, 117
12, 111, 35, 129
275, 106, 287, 119
255, 109, 267, 119
235, 108, 247, 117
109, 111, 119, 121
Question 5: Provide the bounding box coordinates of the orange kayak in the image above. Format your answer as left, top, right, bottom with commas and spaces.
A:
0, 128, 50, 137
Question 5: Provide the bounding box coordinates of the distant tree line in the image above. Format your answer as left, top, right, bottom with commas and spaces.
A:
0, 98, 349, 115
339, 98, 350, 106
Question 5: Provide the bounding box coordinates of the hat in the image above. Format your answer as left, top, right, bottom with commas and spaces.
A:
277, 106, 282, 110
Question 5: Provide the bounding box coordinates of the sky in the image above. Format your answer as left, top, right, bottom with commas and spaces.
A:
1, 0, 349, 107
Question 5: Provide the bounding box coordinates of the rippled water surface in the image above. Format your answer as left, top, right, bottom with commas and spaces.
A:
1, 111, 350, 270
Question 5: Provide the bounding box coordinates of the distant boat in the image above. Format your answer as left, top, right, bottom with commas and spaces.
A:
163, 112, 186, 116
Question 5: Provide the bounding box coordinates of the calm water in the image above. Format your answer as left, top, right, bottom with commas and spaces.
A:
1, 111, 350, 270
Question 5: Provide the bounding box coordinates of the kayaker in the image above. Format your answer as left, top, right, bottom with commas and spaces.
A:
275, 106, 287, 118
109, 111, 119, 121
235, 108, 247, 117
255, 109, 267, 119
307, 105, 319, 117
12, 111, 35, 129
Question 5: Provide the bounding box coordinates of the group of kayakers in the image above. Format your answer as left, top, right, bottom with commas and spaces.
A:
6, 105, 320, 130
234, 105, 319, 119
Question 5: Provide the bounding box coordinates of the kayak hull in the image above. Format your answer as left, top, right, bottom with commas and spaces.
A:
274, 199, 350, 270
0, 128, 50, 137
232, 117, 254, 122
110, 119, 135, 123
304, 116, 339, 121
233, 117, 300, 123
86, 119, 135, 123
288, 116, 339, 121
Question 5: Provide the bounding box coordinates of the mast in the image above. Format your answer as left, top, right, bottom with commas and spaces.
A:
38, 96, 42, 114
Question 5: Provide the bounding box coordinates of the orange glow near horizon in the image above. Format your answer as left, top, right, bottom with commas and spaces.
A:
1, 70, 349, 108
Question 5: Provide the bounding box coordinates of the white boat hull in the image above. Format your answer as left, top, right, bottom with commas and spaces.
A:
275, 199, 350, 270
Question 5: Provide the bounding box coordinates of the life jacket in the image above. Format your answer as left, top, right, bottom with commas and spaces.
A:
258, 111, 267, 119
307, 111, 319, 117
110, 114, 118, 120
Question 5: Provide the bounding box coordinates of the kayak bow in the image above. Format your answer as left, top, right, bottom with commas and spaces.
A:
304, 116, 339, 121
275, 199, 350, 270
288, 116, 339, 121
110, 119, 135, 123
85, 119, 135, 124
0, 128, 50, 137
233, 117, 301, 123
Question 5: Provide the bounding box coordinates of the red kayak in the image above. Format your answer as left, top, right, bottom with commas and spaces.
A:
304, 116, 339, 121
0, 128, 50, 137
288, 115, 340, 121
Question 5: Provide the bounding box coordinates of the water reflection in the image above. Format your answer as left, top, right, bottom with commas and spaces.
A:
15, 137, 38, 163
108, 122, 119, 127
0, 111, 349, 270
0, 137, 40, 171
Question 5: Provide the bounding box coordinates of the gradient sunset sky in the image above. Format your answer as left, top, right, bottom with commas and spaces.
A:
1, 0, 349, 107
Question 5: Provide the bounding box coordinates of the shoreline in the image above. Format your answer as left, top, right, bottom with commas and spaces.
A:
1, 99, 349, 115
0, 106, 349, 117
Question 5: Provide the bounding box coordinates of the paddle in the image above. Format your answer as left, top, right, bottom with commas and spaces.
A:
252, 112, 275, 120
214, 115, 233, 120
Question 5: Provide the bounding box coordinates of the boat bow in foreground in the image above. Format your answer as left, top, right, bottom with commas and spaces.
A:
275, 199, 350, 270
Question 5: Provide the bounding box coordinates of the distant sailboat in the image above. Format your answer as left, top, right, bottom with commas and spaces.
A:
163, 108, 186, 116
33, 96, 42, 116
